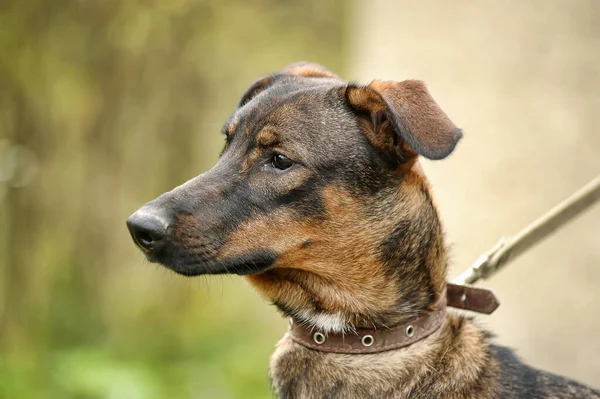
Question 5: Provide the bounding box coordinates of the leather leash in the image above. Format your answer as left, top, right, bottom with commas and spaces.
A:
454, 175, 600, 285
289, 283, 499, 354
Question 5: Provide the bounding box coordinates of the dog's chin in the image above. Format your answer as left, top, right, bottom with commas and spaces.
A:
144, 248, 278, 277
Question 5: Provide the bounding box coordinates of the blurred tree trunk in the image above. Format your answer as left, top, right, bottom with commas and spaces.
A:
0, 0, 346, 396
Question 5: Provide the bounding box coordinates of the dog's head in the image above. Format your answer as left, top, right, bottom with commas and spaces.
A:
127, 63, 461, 330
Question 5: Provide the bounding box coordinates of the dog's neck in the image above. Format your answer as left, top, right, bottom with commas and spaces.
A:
249, 267, 448, 334
247, 169, 449, 334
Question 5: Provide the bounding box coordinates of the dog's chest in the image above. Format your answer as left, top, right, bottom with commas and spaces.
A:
268, 335, 426, 399
267, 319, 506, 399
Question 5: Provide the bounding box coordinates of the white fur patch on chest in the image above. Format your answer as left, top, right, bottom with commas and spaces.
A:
295, 309, 347, 333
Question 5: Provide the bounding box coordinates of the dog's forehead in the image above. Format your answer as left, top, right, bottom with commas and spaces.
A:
222, 77, 369, 167
228, 78, 344, 137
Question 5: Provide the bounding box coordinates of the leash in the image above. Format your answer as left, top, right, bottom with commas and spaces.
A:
454, 175, 600, 285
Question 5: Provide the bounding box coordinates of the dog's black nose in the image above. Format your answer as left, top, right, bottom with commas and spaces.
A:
126, 208, 169, 253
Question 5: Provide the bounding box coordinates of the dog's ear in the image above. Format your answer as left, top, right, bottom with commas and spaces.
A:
345, 80, 462, 160
238, 75, 276, 107
239, 63, 339, 107
280, 62, 340, 79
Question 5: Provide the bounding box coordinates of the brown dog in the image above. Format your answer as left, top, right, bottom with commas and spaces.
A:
127, 63, 600, 398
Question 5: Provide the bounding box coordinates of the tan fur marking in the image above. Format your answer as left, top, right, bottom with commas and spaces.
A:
283, 62, 339, 79
241, 148, 262, 172
256, 129, 280, 148
225, 118, 239, 137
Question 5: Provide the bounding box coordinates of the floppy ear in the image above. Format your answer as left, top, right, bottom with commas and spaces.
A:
280, 62, 340, 79
345, 80, 462, 160
238, 75, 276, 107
238, 62, 340, 107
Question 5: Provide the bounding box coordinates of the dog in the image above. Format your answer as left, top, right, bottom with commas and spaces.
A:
126, 63, 600, 398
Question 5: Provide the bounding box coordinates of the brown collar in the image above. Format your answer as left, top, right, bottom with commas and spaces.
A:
288, 283, 499, 354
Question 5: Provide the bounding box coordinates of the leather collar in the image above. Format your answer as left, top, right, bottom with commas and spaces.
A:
288, 283, 499, 354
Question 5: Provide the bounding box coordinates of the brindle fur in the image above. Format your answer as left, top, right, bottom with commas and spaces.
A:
128, 63, 600, 398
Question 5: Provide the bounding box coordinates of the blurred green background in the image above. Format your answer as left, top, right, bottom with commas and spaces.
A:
0, 1, 346, 398
2, 1, 600, 398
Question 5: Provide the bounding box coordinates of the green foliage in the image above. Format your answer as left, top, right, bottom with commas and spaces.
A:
0, 1, 347, 397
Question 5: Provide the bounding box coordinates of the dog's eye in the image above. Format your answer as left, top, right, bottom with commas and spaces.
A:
272, 154, 294, 170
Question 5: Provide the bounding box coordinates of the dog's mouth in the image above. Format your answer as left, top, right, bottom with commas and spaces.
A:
143, 243, 278, 277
